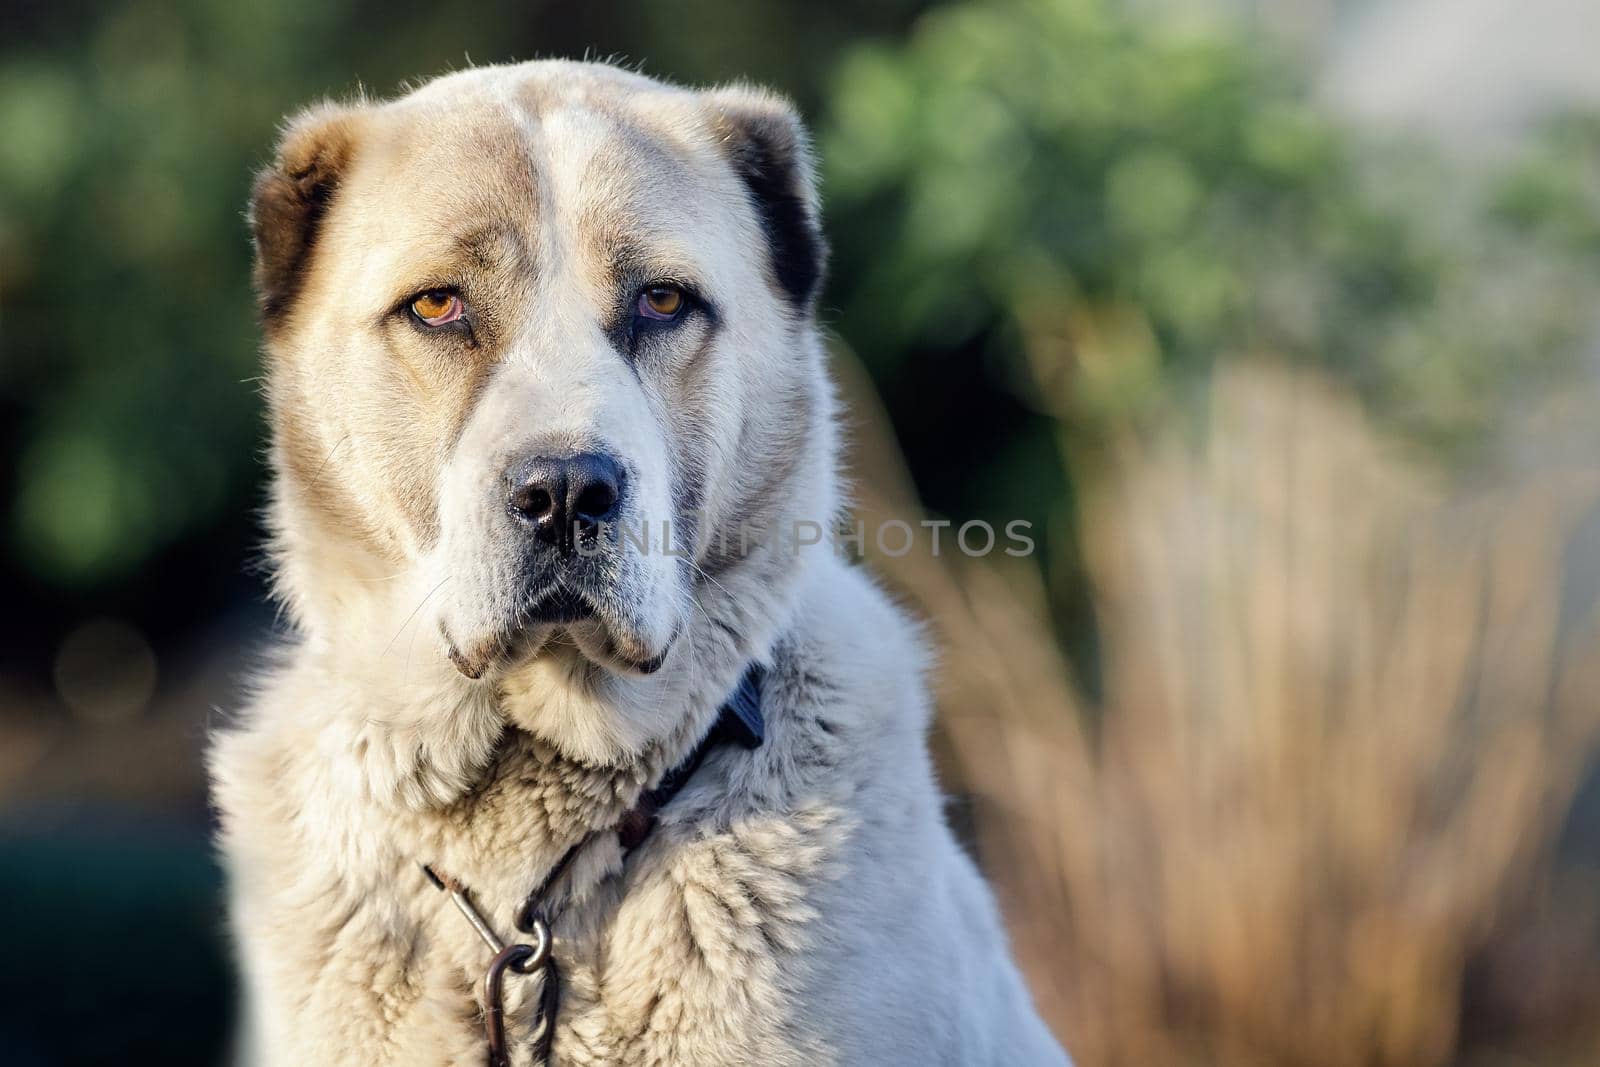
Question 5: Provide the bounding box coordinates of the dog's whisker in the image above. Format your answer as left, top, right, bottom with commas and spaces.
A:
686, 557, 733, 603
356, 569, 415, 583
309, 434, 350, 492
383, 576, 451, 657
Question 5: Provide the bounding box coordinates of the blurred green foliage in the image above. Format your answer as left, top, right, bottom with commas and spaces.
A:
822, 0, 1600, 476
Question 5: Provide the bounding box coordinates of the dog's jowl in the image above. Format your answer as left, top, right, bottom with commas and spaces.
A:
210, 60, 1069, 1066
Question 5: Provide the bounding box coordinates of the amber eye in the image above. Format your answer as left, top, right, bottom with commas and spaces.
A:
637, 285, 685, 321
410, 291, 463, 326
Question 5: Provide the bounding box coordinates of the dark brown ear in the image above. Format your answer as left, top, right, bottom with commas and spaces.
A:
249, 103, 365, 327
704, 87, 827, 311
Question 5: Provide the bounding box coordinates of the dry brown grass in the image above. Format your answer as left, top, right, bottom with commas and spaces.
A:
844, 358, 1600, 1067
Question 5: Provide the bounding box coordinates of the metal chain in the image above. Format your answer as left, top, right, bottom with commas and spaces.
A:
422, 865, 560, 1067
484, 915, 554, 1067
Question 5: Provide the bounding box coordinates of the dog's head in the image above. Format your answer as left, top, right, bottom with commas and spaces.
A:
253, 62, 834, 752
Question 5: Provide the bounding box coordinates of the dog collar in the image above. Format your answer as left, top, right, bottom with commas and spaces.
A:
421, 662, 766, 1067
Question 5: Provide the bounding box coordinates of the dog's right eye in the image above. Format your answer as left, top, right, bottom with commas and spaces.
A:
410, 291, 463, 327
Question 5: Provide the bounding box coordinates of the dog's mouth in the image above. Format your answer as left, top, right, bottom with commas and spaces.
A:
442, 583, 673, 680
524, 585, 596, 626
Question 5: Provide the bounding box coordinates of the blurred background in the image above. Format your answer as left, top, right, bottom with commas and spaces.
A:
4, 0, 1600, 1063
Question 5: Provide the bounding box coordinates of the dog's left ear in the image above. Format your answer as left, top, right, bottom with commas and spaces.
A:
703, 87, 827, 311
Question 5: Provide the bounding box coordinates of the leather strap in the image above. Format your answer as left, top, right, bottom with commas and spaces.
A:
618, 664, 766, 849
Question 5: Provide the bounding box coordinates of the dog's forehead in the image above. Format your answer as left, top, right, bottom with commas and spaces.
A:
349, 65, 727, 254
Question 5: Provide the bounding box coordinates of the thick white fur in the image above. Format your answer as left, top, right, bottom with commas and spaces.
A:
211, 60, 1068, 1066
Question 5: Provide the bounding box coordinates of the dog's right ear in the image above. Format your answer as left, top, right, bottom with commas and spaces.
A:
249, 102, 365, 328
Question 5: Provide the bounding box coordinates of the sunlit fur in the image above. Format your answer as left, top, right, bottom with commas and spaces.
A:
210, 60, 1067, 1066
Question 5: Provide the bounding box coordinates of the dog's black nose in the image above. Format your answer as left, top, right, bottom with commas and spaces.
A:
508, 452, 623, 550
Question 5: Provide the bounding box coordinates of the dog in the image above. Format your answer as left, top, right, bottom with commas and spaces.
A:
209, 59, 1069, 1066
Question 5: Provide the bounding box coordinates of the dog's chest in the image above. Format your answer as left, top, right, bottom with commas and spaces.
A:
273, 825, 832, 1066
264, 738, 834, 1065
423, 766, 835, 1065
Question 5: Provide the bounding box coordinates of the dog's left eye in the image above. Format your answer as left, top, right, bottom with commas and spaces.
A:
410, 290, 464, 327
636, 285, 685, 322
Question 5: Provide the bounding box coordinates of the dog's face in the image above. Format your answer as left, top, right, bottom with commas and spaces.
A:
253, 63, 830, 709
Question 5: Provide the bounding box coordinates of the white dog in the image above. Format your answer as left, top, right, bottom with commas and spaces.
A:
210, 59, 1069, 1066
